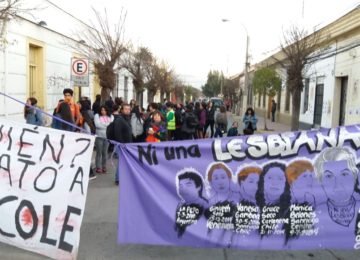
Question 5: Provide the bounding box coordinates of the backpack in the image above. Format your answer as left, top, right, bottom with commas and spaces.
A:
186, 112, 199, 128
175, 110, 183, 125
106, 121, 115, 140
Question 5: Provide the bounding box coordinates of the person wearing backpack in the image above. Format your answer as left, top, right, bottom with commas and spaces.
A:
197, 102, 207, 139
24, 97, 43, 126
94, 105, 113, 174
214, 105, 228, 138
181, 104, 198, 140
79, 99, 95, 134
174, 103, 184, 140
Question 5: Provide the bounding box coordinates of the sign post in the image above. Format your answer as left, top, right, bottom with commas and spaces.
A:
71, 58, 89, 87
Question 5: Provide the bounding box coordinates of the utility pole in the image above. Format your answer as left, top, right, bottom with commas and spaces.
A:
244, 34, 250, 107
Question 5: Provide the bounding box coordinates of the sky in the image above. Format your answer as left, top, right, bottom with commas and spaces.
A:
26, 0, 360, 88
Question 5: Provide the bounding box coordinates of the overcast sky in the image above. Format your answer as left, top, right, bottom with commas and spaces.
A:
30, 0, 360, 88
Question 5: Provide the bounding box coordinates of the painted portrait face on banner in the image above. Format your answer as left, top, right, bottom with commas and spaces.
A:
179, 178, 200, 202
264, 166, 286, 204
286, 160, 315, 204
207, 163, 232, 194
237, 166, 262, 204
314, 147, 359, 206
322, 160, 355, 204
177, 171, 205, 205
242, 173, 259, 198
211, 169, 230, 193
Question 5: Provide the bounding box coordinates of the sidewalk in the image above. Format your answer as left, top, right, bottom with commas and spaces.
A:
228, 112, 291, 135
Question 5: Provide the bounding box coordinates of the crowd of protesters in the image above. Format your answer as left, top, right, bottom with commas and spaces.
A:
25, 89, 259, 183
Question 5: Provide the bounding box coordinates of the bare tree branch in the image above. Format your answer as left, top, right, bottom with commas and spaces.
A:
68, 7, 128, 102
280, 25, 321, 130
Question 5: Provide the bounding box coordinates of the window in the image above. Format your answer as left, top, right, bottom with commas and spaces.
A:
303, 78, 310, 113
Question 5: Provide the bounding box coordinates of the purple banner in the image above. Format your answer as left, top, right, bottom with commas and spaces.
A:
118, 125, 360, 250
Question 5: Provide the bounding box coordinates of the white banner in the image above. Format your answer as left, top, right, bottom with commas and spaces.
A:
0, 118, 95, 259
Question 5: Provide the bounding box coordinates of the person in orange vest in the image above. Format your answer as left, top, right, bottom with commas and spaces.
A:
56, 88, 82, 130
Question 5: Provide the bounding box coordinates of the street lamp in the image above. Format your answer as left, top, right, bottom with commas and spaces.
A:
221, 19, 250, 115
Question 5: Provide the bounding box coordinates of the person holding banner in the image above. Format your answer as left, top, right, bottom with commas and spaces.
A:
24, 97, 43, 126
113, 103, 132, 185
314, 147, 360, 248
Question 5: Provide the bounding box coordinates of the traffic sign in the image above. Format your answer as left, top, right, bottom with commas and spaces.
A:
71, 58, 89, 87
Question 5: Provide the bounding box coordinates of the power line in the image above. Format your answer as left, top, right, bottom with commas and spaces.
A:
43, 0, 93, 30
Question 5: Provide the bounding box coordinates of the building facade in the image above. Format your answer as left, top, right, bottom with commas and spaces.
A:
242, 5, 360, 129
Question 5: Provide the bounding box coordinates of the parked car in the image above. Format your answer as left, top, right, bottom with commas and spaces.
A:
210, 97, 224, 111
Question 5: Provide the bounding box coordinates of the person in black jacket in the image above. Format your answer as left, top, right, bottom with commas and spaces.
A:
204, 101, 215, 138
113, 103, 132, 185
92, 94, 101, 115
113, 104, 132, 143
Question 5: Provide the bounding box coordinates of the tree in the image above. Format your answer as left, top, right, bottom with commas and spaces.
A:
173, 77, 185, 103
1, 0, 38, 41
73, 8, 127, 103
252, 67, 281, 130
122, 46, 154, 104
158, 61, 174, 101
201, 70, 223, 97
144, 57, 160, 103
184, 85, 193, 102
280, 25, 321, 131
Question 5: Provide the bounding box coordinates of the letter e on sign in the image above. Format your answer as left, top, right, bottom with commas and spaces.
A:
72, 59, 88, 76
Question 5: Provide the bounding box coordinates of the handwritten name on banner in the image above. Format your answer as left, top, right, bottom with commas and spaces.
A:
118, 125, 360, 250
0, 119, 95, 259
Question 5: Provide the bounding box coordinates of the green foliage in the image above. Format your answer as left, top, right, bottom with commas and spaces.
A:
252, 67, 281, 97
201, 70, 223, 97
184, 85, 193, 101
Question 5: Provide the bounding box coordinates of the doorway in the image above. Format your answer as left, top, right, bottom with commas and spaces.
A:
313, 82, 324, 127
339, 77, 348, 126
29, 44, 44, 108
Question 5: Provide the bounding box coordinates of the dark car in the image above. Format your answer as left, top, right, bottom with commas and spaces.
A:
210, 97, 224, 110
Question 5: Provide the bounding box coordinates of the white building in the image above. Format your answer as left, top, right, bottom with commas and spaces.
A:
0, 2, 136, 123
246, 5, 360, 129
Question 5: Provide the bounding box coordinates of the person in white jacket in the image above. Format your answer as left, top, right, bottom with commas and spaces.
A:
131, 105, 144, 142
94, 105, 113, 173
